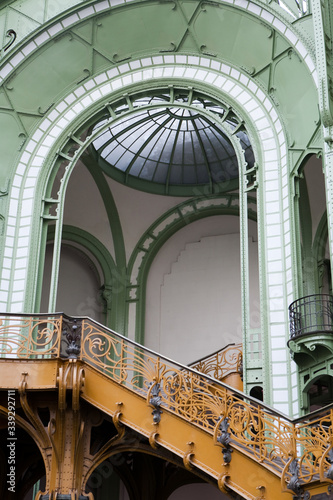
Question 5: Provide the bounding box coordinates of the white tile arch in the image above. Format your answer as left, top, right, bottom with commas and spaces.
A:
5, 59, 285, 303
0, 57, 297, 410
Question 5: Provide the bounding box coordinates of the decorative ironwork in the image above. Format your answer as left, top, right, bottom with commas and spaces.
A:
62, 318, 81, 359
0, 314, 62, 358
148, 382, 163, 424
289, 294, 333, 338
189, 343, 242, 381
1, 29, 16, 54
287, 459, 301, 495
1, 313, 333, 490
216, 417, 233, 464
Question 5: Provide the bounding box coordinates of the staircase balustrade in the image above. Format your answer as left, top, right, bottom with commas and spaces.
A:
1, 312, 333, 492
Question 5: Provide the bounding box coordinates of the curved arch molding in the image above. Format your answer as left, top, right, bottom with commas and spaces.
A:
0, 56, 288, 302
46, 225, 130, 333
0, 56, 295, 412
0, 0, 315, 413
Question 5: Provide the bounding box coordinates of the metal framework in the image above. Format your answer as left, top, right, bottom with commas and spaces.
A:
1, 313, 333, 498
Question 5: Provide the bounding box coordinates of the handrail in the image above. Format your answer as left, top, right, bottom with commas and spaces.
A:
1, 312, 333, 490
188, 343, 242, 380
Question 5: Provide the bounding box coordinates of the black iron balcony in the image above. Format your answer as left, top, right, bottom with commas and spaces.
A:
289, 294, 333, 339
288, 295, 333, 362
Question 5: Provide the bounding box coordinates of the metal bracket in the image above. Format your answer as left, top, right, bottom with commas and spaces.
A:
287, 459, 310, 500
1, 29, 16, 54
149, 382, 163, 424
287, 459, 300, 494
63, 319, 81, 359
326, 445, 333, 480
216, 417, 233, 464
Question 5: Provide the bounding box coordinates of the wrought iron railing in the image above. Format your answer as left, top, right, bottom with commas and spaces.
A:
188, 343, 242, 380
289, 294, 333, 339
1, 313, 333, 490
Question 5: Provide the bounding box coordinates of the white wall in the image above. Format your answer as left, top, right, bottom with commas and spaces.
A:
107, 177, 189, 261
40, 244, 104, 322
64, 161, 115, 258
145, 216, 259, 364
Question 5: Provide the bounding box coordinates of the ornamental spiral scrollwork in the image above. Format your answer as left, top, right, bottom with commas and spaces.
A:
0, 315, 62, 358
2, 313, 333, 491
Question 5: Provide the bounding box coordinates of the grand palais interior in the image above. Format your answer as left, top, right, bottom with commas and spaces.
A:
0, 0, 333, 498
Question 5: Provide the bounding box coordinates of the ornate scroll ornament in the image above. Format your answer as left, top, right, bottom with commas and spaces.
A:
63, 319, 81, 359
19, 372, 51, 450
287, 459, 301, 495
0, 314, 62, 358
183, 441, 195, 471
113, 402, 124, 434
284, 458, 310, 500
1, 29, 16, 54
148, 382, 163, 424
189, 343, 242, 381
216, 417, 233, 465
319, 443, 333, 482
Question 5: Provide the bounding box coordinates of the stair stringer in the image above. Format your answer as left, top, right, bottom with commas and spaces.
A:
81, 363, 329, 500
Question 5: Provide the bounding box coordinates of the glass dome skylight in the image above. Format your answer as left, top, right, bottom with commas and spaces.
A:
91, 92, 255, 195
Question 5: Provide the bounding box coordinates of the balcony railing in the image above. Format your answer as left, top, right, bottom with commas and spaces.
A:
289, 294, 333, 339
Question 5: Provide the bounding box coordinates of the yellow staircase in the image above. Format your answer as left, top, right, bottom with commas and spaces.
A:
0, 314, 332, 499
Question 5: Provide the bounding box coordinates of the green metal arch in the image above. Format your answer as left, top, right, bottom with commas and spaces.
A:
127, 193, 257, 343
33, 78, 254, 316
46, 224, 127, 331
0, 0, 311, 66
80, 155, 126, 270
47, 224, 116, 284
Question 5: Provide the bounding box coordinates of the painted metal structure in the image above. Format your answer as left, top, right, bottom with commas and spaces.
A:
0, 0, 333, 497
1, 312, 333, 499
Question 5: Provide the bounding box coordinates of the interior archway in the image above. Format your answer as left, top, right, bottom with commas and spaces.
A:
40, 243, 105, 322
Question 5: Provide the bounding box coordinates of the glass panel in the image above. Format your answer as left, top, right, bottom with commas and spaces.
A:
100, 139, 119, 159
92, 94, 251, 189
140, 160, 157, 181
169, 164, 182, 184
183, 165, 197, 184
105, 144, 126, 165
93, 129, 111, 150
159, 130, 176, 162
115, 150, 135, 170
183, 136, 194, 164
129, 157, 146, 176
153, 162, 169, 183
172, 135, 184, 164
196, 164, 210, 184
